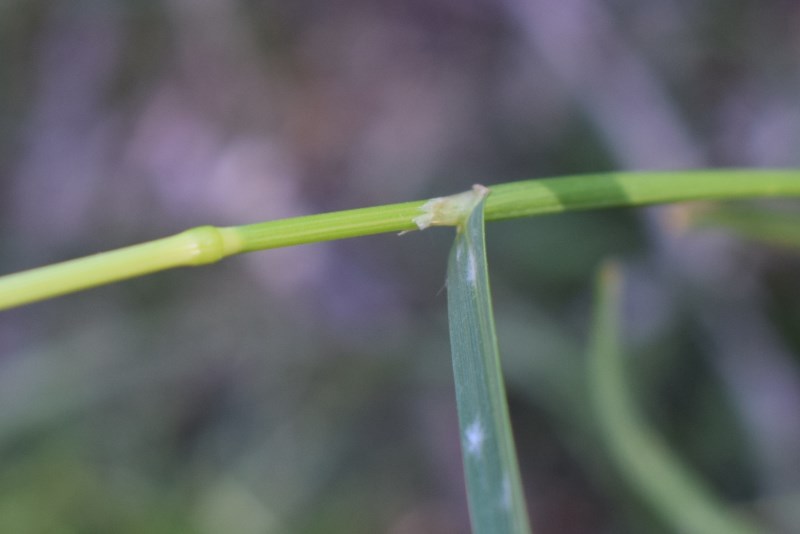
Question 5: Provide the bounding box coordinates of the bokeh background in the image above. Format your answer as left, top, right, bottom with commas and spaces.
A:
2, 1, 800, 532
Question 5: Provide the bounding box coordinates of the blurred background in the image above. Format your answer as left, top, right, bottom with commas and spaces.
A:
2, 0, 800, 532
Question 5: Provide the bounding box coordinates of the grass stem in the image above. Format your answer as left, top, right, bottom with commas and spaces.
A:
2, 169, 800, 310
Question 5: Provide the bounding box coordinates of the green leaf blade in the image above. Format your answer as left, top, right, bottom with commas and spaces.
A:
446, 193, 532, 534
690, 204, 800, 250
588, 261, 761, 534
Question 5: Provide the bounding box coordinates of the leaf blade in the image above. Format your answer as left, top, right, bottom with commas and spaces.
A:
690, 204, 800, 250
588, 261, 760, 534
447, 192, 532, 534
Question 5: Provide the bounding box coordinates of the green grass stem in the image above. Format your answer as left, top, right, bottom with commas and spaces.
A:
2, 169, 800, 310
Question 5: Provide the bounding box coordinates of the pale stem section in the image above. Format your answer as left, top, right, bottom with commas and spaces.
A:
0, 227, 242, 310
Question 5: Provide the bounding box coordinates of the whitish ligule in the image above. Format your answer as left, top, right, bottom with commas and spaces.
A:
413, 184, 490, 230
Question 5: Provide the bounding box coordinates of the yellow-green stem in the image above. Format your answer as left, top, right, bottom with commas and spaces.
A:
2, 169, 800, 310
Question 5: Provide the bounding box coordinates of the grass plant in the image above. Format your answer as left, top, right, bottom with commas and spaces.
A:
2, 168, 800, 532
588, 262, 761, 534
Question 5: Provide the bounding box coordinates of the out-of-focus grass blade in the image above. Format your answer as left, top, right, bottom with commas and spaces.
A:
588, 261, 761, 534
690, 204, 800, 250
446, 189, 532, 534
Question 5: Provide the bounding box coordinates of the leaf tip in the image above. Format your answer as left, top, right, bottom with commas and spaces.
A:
598, 259, 622, 288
